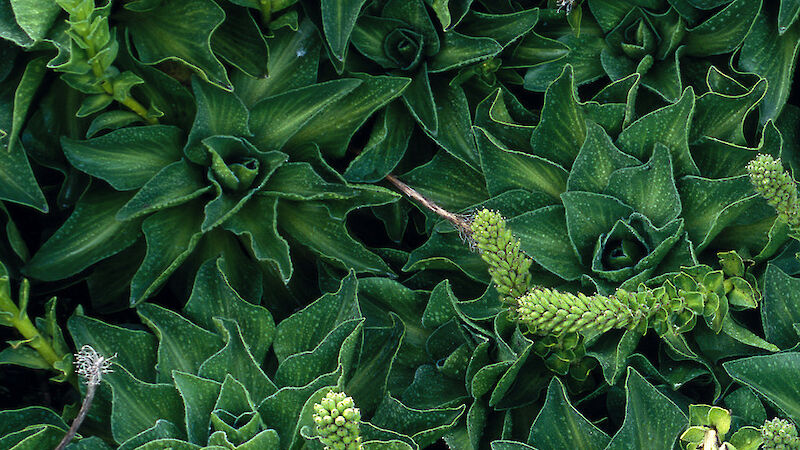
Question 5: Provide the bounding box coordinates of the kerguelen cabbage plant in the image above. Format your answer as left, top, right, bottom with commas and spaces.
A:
0, 0, 800, 449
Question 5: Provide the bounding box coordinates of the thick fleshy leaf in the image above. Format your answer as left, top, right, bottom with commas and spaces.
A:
491, 442, 536, 450
761, 264, 800, 349
321, 0, 368, 61
371, 396, 465, 448
724, 352, 800, 423
568, 121, 640, 193
683, 0, 761, 56
0, 71, 47, 211
348, 314, 406, 414
476, 127, 567, 200
200, 139, 286, 232
587, 329, 642, 385
677, 175, 761, 251
458, 9, 538, 48
231, 20, 321, 107
0, 138, 47, 212
425, 0, 473, 30
137, 303, 223, 383
400, 66, 437, 133
25, 191, 141, 281
172, 371, 221, 445
249, 79, 360, 151
8, 56, 47, 155
0, 424, 66, 449
509, 206, 584, 281
523, 12, 606, 91
0, 407, 67, 440
606, 368, 686, 450
508, 31, 569, 69
273, 271, 360, 361
129, 201, 204, 305
278, 200, 392, 275
529, 65, 586, 168
780, 0, 800, 31
561, 191, 634, 261
403, 228, 487, 281
183, 258, 276, 362
198, 318, 277, 401
68, 311, 158, 382
222, 196, 291, 281
427, 80, 479, 168
588, 0, 663, 32
399, 151, 488, 213
528, 378, 610, 450
474, 88, 535, 151
604, 144, 681, 227
8, 0, 61, 43
115, 38, 197, 131
275, 318, 362, 388
261, 162, 353, 200
691, 120, 782, 178
104, 364, 185, 443
124, 0, 229, 89
616, 87, 698, 177
691, 78, 767, 145
116, 159, 210, 221
210, 2, 269, 78
185, 77, 251, 162
288, 74, 410, 158
62, 125, 184, 191
257, 369, 341, 449
344, 101, 414, 182
738, 12, 800, 123
428, 31, 502, 73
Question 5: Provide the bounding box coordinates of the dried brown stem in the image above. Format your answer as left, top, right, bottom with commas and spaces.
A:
54, 383, 97, 450
385, 174, 472, 236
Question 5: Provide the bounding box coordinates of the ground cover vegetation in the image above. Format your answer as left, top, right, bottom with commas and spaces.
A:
1, 0, 800, 448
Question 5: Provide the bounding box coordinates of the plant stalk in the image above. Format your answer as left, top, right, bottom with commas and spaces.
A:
385, 174, 472, 236
0, 284, 60, 366
54, 382, 97, 450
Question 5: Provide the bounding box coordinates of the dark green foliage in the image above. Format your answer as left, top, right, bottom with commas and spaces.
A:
0, 0, 799, 449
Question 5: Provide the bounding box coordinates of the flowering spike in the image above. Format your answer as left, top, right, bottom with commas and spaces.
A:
313, 391, 362, 450
747, 154, 800, 231
516, 287, 647, 336
469, 209, 533, 305
761, 418, 800, 450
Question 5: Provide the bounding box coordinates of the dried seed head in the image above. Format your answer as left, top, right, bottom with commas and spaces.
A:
74, 345, 115, 386
557, 0, 575, 13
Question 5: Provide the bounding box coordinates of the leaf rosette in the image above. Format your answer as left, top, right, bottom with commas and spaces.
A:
24, 76, 398, 306
469, 65, 788, 295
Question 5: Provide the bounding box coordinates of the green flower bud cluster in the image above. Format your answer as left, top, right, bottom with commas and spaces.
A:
54, 0, 157, 123
516, 287, 650, 336
762, 418, 800, 450
747, 154, 800, 232
469, 209, 533, 305
681, 405, 764, 450
313, 391, 362, 450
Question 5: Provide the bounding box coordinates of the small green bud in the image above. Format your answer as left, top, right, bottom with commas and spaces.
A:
762, 418, 800, 450
312, 391, 362, 450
